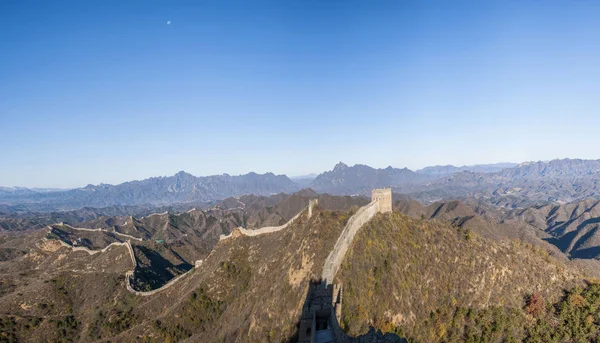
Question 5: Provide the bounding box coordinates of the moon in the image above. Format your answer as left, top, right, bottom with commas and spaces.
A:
166, 21, 171, 25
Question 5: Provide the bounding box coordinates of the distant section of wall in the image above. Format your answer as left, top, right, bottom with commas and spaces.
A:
58, 223, 143, 241
51, 199, 318, 297
218, 199, 318, 241
125, 241, 137, 267
308, 199, 318, 218
321, 201, 379, 285
126, 268, 192, 296
125, 199, 318, 296
55, 237, 129, 255
54, 232, 137, 268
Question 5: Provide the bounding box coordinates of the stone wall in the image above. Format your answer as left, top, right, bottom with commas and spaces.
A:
126, 268, 192, 296
58, 223, 143, 241
322, 189, 393, 285
54, 236, 130, 256
308, 199, 318, 218
125, 240, 137, 267
218, 199, 318, 241
371, 188, 392, 213
298, 281, 406, 343
321, 201, 379, 285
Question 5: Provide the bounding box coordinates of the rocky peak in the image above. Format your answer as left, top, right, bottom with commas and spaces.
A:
333, 162, 348, 172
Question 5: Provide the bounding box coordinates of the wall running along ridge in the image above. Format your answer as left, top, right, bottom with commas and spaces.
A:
129, 199, 318, 295
218, 199, 319, 241
48, 225, 195, 296
321, 201, 379, 285
48, 199, 318, 296
57, 222, 144, 241
299, 189, 400, 342
53, 238, 130, 255
125, 268, 193, 296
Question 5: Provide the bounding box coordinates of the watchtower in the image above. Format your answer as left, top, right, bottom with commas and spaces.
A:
371, 188, 392, 213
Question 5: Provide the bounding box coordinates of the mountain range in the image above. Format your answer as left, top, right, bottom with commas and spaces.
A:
0, 171, 298, 211
4, 158, 600, 212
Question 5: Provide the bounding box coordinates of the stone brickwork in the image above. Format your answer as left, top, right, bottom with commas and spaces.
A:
321, 202, 379, 285
371, 188, 392, 213
322, 189, 393, 285
298, 281, 406, 343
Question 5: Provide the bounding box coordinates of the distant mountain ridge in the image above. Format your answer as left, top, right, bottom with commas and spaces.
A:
309, 161, 519, 195
310, 162, 433, 194
415, 162, 517, 176
308, 159, 600, 208
6, 158, 600, 211
0, 171, 299, 210
415, 158, 600, 206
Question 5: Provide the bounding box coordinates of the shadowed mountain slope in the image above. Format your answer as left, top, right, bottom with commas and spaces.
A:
513, 199, 600, 259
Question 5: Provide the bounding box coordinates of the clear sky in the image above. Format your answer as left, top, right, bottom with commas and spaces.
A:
2, 1, 600, 188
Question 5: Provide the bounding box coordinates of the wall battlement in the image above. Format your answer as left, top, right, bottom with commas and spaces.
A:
371, 188, 392, 213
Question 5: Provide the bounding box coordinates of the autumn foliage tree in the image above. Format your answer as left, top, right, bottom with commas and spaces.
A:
525, 291, 545, 317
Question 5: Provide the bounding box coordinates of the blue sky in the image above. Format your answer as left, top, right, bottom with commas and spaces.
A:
2, 1, 600, 188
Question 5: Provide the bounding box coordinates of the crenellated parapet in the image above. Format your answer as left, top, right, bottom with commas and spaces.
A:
219, 198, 319, 241
372, 188, 392, 213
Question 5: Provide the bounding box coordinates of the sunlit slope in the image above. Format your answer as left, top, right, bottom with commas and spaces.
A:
337, 212, 583, 342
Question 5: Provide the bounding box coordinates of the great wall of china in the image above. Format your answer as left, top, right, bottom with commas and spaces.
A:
322, 188, 392, 284
297, 188, 401, 343
219, 199, 319, 241
53, 238, 129, 256
46, 189, 402, 341
48, 198, 321, 296
50, 227, 199, 296
56, 223, 144, 241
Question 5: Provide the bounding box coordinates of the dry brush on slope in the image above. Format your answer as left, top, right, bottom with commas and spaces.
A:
4, 201, 600, 343
337, 212, 584, 342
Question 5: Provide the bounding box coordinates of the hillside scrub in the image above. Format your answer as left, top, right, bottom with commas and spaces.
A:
134, 207, 348, 342
338, 212, 583, 342
4, 205, 598, 343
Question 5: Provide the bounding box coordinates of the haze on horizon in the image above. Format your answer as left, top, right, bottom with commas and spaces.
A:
2, 1, 600, 188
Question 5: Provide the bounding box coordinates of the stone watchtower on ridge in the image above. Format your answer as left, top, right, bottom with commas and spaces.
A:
372, 188, 392, 213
